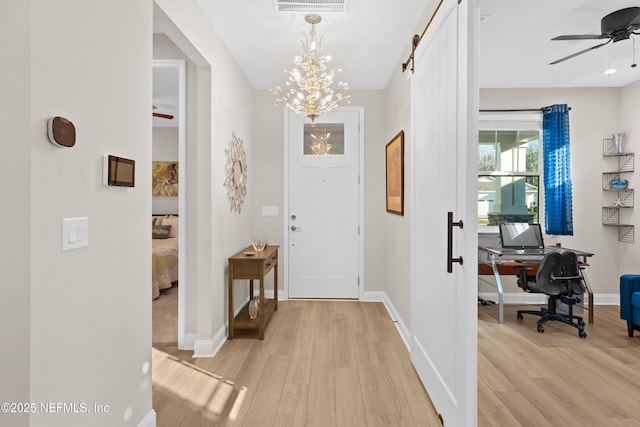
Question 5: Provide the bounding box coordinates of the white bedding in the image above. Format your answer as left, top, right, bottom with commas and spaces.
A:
152, 237, 178, 300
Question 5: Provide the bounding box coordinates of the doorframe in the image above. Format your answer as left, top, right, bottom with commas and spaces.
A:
282, 106, 365, 300
153, 59, 186, 348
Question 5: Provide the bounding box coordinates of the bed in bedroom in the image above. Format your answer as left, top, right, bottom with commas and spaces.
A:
152, 215, 178, 300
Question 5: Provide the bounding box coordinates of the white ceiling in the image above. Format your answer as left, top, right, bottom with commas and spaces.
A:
154, 0, 640, 125
479, 0, 640, 88
196, 0, 428, 90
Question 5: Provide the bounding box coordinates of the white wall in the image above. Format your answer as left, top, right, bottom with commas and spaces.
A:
618, 80, 640, 278
379, 61, 413, 329
480, 87, 630, 299
1, 1, 154, 426
152, 127, 179, 215
0, 3, 31, 426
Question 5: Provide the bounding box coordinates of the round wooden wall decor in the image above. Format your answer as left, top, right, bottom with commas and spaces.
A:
223, 133, 247, 213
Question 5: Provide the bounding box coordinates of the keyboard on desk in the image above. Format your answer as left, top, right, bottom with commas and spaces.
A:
500, 248, 546, 256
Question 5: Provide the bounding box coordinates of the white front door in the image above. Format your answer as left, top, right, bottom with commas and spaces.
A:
410, 1, 478, 426
286, 109, 360, 299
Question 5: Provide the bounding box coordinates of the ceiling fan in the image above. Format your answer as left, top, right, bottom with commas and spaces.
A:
152, 105, 174, 120
550, 7, 640, 65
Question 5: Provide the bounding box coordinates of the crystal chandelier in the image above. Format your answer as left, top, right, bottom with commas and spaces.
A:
271, 14, 350, 122
309, 132, 333, 155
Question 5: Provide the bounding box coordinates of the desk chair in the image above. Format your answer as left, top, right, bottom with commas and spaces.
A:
514, 251, 587, 338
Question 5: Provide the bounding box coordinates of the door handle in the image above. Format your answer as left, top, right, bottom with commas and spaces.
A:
290, 225, 302, 231
447, 211, 464, 273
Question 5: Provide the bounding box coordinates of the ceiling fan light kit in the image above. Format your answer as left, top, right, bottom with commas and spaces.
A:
550, 7, 640, 65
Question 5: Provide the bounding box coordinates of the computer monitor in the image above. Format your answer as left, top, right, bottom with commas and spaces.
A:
499, 223, 544, 249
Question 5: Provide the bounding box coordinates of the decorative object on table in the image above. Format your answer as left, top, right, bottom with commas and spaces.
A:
385, 130, 405, 215
223, 133, 247, 213
248, 297, 260, 320
270, 14, 350, 123
614, 132, 626, 154
251, 238, 267, 252
152, 161, 179, 196
610, 179, 629, 190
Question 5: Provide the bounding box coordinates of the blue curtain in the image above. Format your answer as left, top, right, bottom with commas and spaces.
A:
542, 104, 573, 235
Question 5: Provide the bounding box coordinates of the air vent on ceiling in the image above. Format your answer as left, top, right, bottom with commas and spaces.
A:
273, 0, 349, 13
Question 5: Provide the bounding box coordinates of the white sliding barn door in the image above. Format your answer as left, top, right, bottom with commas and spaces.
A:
410, 0, 478, 425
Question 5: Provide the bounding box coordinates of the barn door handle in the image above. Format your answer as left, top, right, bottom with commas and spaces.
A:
447, 211, 464, 273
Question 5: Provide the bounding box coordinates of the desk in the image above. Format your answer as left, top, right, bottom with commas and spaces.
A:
228, 245, 279, 340
478, 246, 594, 324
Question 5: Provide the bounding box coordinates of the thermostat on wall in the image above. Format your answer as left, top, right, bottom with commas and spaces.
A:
47, 116, 76, 148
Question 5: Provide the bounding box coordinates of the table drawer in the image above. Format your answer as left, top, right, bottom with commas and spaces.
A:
264, 251, 277, 274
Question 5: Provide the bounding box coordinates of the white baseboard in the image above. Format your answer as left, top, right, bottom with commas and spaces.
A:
479, 291, 621, 306
192, 296, 250, 358
137, 409, 156, 427
363, 291, 411, 351
192, 326, 227, 358
182, 333, 197, 351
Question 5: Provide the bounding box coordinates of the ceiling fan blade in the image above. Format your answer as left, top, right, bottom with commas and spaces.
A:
552, 34, 607, 41
549, 39, 612, 65
152, 112, 175, 120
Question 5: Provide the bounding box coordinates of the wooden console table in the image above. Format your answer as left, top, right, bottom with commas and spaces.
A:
228, 245, 278, 340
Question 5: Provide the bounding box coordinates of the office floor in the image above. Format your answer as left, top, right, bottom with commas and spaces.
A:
478, 303, 640, 426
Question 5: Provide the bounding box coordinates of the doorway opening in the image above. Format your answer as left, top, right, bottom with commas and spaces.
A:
152, 59, 186, 348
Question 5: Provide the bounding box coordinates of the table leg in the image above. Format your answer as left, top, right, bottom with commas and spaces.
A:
274, 260, 278, 310
580, 268, 594, 324
258, 278, 265, 340
490, 255, 504, 324
228, 264, 234, 339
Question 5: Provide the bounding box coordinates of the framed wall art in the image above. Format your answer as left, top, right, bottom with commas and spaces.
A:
385, 130, 404, 215
152, 161, 178, 196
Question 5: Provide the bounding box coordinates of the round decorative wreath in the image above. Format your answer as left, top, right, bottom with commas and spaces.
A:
223, 133, 247, 213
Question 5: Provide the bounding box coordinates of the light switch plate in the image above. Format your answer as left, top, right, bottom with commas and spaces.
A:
261, 206, 279, 216
62, 217, 88, 251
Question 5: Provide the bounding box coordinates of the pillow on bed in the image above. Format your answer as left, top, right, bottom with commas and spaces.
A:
162, 217, 178, 238
152, 225, 171, 239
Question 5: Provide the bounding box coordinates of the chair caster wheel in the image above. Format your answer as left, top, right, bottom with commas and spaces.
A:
537, 324, 544, 333
579, 330, 587, 338
517, 313, 523, 320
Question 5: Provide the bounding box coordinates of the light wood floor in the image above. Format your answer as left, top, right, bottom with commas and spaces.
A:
153, 301, 640, 427
478, 303, 640, 426
153, 300, 441, 426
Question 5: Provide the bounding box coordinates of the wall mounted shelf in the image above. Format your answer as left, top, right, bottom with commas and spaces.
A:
602, 137, 634, 243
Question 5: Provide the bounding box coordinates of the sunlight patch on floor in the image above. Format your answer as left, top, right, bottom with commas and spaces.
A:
152, 347, 246, 419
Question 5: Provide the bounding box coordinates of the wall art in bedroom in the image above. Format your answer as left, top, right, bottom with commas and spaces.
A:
152, 161, 179, 197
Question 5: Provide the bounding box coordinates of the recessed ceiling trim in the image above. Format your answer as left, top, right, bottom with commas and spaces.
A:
273, 0, 349, 13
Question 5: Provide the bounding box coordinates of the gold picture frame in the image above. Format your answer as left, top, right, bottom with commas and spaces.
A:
385, 131, 404, 215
